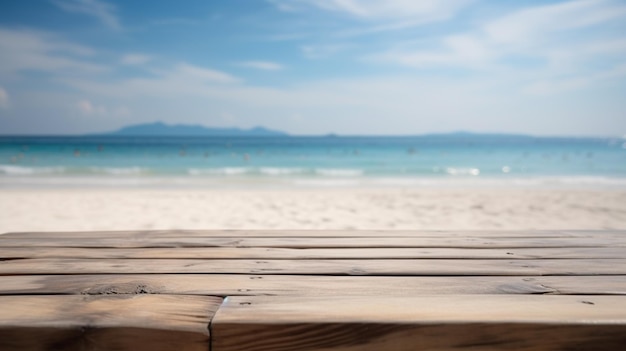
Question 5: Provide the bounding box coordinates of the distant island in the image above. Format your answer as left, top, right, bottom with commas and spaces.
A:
100, 122, 288, 137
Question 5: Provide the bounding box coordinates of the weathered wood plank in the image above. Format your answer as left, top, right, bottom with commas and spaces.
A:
2, 246, 625, 260
212, 295, 626, 351
4, 229, 621, 239
1, 274, 625, 296
216, 295, 626, 323
1, 236, 624, 248
2, 258, 626, 275
0, 294, 222, 351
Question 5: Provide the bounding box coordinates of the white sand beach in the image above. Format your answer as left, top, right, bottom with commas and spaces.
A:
1, 187, 625, 234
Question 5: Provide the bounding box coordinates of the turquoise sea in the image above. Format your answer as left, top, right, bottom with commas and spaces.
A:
1, 135, 625, 188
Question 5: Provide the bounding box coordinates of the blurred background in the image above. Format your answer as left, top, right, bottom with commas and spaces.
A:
1, 0, 625, 233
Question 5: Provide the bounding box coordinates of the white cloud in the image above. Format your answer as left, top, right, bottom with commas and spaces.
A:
379, 0, 626, 69
171, 63, 239, 84
76, 99, 131, 117
52, 0, 121, 30
0, 87, 9, 109
0, 28, 105, 77
377, 34, 492, 68
76, 99, 92, 114
2, 3, 624, 135
60, 61, 242, 102
271, 0, 471, 21
267, 0, 299, 12
484, 0, 626, 45
370, 0, 626, 96
524, 62, 626, 95
269, 0, 472, 37
0, 28, 94, 56
120, 54, 152, 65
76, 99, 105, 115
523, 76, 592, 95
238, 61, 284, 71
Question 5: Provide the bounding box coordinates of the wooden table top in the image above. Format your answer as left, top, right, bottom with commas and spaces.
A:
1, 230, 625, 350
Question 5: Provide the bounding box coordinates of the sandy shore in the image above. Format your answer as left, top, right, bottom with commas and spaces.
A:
1, 187, 625, 234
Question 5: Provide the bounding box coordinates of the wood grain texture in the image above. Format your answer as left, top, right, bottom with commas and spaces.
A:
2, 258, 626, 275
212, 295, 626, 351
216, 295, 626, 323
0, 294, 222, 351
213, 322, 626, 351
1, 236, 625, 248
2, 246, 625, 259
1, 274, 625, 296
2, 230, 626, 350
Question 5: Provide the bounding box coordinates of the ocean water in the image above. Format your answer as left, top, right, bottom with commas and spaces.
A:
1, 135, 625, 188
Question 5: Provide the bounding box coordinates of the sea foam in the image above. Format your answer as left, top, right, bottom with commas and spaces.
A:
188, 167, 250, 175
0, 165, 65, 175
315, 168, 364, 177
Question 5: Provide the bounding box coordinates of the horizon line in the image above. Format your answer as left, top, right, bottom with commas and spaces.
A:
0, 132, 622, 139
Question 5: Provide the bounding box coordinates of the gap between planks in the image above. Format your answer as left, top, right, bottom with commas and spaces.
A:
2, 258, 626, 275
2, 274, 626, 296
2, 247, 625, 260
1, 236, 625, 249
4, 229, 623, 239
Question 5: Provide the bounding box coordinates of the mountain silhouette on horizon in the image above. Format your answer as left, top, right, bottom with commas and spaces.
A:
101, 122, 288, 136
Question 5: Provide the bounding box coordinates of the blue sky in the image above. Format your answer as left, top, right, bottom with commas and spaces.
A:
0, 0, 625, 135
